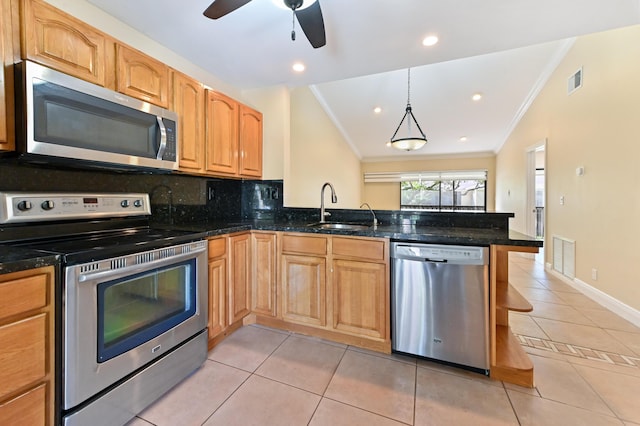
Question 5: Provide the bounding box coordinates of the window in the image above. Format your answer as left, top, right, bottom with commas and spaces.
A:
363, 170, 487, 212
400, 179, 486, 211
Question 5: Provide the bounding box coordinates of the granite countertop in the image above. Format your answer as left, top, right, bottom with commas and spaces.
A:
173, 219, 542, 248
0, 245, 60, 274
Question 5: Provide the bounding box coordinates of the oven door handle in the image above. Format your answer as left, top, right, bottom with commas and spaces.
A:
77, 251, 203, 283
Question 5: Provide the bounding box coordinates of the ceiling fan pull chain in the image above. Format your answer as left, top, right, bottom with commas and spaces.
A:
291, 10, 296, 41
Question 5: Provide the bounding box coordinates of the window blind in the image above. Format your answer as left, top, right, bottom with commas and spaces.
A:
363, 170, 487, 183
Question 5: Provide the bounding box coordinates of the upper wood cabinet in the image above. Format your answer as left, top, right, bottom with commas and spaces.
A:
0, 0, 12, 150
0, 266, 55, 426
172, 70, 205, 173
21, 0, 108, 86
205, 90, 239, 176
116, 43, 169, 108
239, 104, 263, 178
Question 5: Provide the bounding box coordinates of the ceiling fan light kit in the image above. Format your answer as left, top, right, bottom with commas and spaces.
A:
390, 68, 428, 151
203, 0, 326, 48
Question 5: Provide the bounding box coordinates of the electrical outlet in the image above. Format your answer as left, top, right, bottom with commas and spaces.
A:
560, 196, 565, 205
591, 268, 598, 280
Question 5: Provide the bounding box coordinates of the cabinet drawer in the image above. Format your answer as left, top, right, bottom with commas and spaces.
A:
208, 237, 227, 259
0, 274, 48, 320
0, 383, 46, 426
332, 237, 387, 262
282, 234, 327, 256
0, 313, 47, 400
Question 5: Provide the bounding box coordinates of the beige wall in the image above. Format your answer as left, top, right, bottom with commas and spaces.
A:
287, 87, 361, 208
496, 25, 640, 311
362, 156, 496, 211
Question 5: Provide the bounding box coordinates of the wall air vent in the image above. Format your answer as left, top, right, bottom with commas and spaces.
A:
568, 67, 583, 94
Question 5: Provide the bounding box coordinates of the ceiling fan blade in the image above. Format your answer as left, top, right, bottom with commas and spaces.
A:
203, 0, 253, 19
295, 1, 326, 48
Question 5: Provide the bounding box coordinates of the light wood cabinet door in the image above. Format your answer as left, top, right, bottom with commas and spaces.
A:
173, 71, 205, 173
116, 43, 169, 108
0, 0, 10, 150
22, 0, 108, 86
332, 259, 387, 339
205, 90, 239, 176
251, 232, 277, 317
228, 233, 251, 324
281, 254, 326, 327
239, 104, 263, 178
208, 257, 227, 340
0, 266, 54, 426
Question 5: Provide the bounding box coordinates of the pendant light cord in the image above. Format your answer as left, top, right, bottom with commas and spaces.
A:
407, 68, 411, 106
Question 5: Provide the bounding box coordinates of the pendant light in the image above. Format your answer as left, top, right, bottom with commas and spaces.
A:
389, 68, 427, 151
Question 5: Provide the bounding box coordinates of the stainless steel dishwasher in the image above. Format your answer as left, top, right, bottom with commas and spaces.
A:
391, 242, 490, 372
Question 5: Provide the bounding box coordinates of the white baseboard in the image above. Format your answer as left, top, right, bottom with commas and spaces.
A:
544, 264, 640, 328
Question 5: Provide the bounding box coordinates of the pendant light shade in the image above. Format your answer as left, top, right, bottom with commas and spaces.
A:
390, 68, 427, 151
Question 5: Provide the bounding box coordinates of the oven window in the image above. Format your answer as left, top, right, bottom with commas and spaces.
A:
96, 260, 196, 362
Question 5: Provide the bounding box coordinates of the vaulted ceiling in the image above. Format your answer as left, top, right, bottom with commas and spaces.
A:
85, 0, 640, 159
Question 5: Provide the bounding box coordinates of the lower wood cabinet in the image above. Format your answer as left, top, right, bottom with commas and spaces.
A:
0, 266, 55, 426
253, 232, 391, 353
251, 231, 277, 317
207, 233, 251, 349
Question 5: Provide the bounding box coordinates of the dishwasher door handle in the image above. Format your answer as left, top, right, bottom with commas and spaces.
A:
424, 258, 448, 263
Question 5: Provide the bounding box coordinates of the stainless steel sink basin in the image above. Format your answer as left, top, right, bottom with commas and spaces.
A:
307, 222, 370, 230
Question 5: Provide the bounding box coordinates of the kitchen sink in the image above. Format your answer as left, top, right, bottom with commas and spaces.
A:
307, 222, 371, 230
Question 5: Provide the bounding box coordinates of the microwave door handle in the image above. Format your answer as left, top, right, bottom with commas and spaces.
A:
156, 116, 167, 160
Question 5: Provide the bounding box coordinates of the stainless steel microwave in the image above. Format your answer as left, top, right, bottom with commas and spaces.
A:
15, 61, 178, 171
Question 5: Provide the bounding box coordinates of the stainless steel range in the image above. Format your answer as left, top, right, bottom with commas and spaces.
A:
0, 192, 208, 426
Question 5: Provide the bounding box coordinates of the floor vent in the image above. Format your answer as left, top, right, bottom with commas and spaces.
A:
568, 67, 583, 94
553, 236, 575, 279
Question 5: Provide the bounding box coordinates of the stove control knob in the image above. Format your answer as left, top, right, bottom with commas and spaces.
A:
121, 200, 130, 208
133, 199, 143, 208
41, 200, 55, 211
17, 200, 32, 211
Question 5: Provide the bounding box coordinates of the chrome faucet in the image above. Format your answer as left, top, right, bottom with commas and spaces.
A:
320, 182, 337, 223
360, 203, 378, 228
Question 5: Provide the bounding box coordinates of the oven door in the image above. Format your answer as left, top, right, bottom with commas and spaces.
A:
63, 240, 207, 410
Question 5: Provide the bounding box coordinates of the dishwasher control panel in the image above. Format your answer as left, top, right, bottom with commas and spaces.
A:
391, 243, 487, 265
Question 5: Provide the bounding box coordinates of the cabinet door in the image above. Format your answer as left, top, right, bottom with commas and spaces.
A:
228, 233, 251, 324
173, 71, 205, 173
239, 104, 262, 178
205, 90, 238, 176
281, 254, 326, 327
116, 43, 169, 108
251, 232, 277, 317
0, 0, 9, 149
332, 259, 388, 339
22, 0, 107, 86
208, 258, 227, 340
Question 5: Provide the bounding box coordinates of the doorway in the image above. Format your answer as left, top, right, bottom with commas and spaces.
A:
526, 142, 545, 240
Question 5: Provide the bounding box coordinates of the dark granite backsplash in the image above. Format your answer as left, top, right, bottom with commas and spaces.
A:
0, 160, 512, 231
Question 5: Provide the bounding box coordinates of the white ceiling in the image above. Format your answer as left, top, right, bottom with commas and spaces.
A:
85, 0, 640, 159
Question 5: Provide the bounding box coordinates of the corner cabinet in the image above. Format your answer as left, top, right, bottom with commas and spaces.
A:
0, 266, 55, 426
489, 244, 538, 388
207, 233, 252, 349
239, 104, 263, 178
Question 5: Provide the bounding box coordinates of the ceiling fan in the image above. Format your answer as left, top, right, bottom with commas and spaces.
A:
203, 0, 326, 48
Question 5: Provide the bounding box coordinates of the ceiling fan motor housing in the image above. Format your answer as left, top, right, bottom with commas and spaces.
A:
284, 0, 304, 10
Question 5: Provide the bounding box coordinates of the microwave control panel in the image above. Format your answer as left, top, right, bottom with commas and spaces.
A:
0, 192, 151, 223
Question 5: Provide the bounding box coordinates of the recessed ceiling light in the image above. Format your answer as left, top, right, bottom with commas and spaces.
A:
272, 0, 318, 10
386, 141, 392, 147
373, 107, 382, 114
292, 62, 305, 72
422, 35, 439, 47
460, 136, 468, 142
472, 93, 483, 101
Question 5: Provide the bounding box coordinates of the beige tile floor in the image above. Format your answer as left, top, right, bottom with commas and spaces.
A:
127, 253, 640, 426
